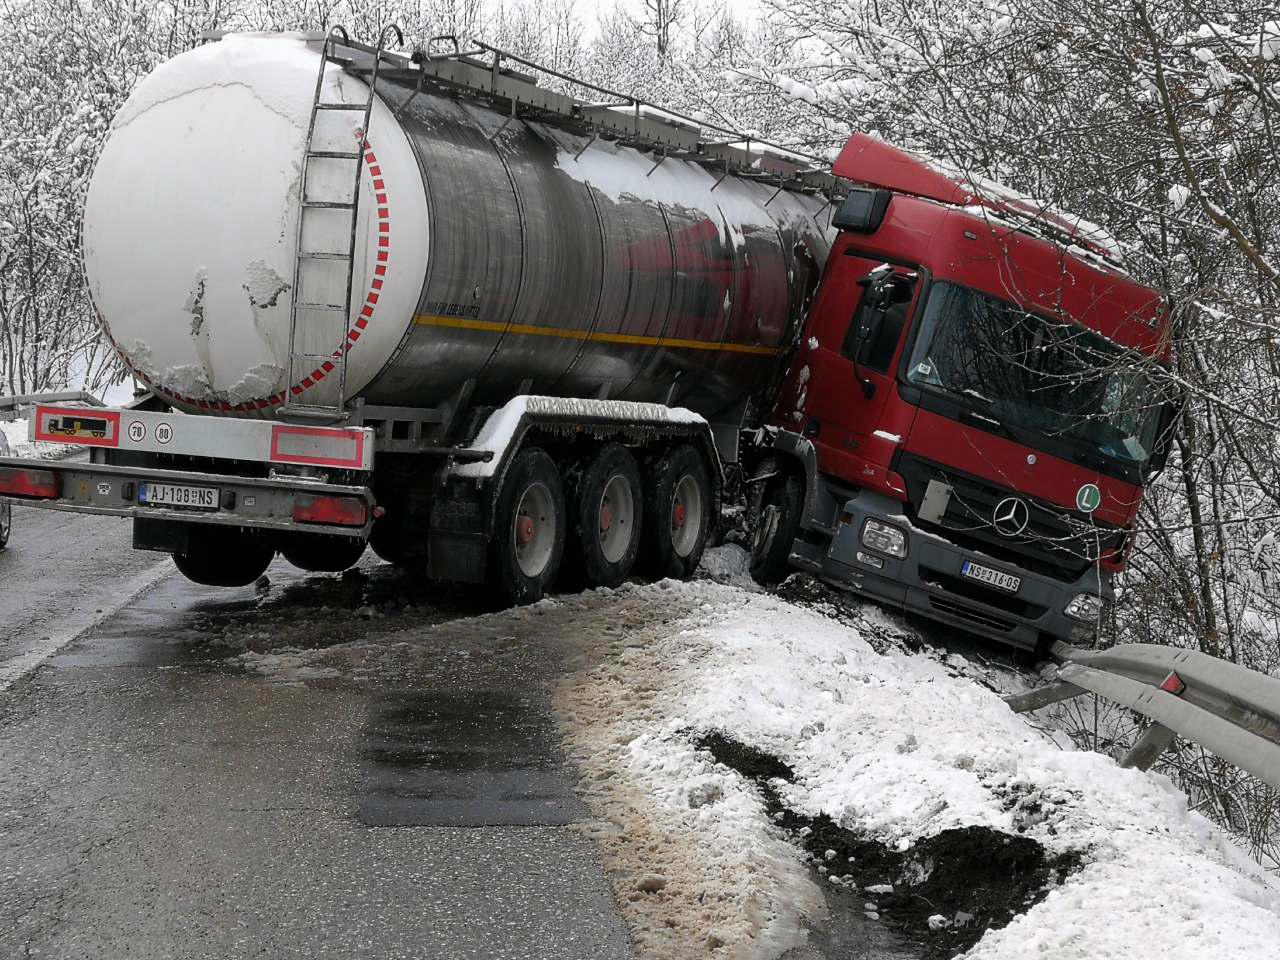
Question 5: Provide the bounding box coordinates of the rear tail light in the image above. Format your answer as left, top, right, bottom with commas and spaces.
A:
0, 467, 60, 499
292, 494, 367, 527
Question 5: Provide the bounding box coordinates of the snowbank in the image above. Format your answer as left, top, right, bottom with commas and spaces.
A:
0, 417, 79, 460
560, 580, 1280, 959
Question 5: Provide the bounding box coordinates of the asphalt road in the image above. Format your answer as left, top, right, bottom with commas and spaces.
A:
0, 515, 634, 959
0, 504, 167, 684
0, 506, 916, 960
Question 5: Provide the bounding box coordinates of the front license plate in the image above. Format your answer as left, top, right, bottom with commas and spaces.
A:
961, 560, 1021, 593
139, 482, 218, 510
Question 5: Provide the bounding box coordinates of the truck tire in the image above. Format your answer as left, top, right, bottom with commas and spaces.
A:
749, 474, 803, 586
567, 444, 643, 589
281, 534, 366, 573
640, 444, 711, 579
491, 447, 566, 605
0, 501, 10, 549
173, 526, 274, 587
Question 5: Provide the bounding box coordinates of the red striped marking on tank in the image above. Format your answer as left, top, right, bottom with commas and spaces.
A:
108, 131, 391, 413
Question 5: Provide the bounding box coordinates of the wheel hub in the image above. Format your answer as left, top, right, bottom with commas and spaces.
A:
512, 480, 556, 579
516, 514, 535, 545
670, 472, 704, 559
597, 474, 635, 564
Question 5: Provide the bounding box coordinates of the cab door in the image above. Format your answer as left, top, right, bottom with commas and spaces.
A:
796, 254, 920, 478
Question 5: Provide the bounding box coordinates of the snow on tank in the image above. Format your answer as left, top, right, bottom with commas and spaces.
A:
82, 34, 428, 414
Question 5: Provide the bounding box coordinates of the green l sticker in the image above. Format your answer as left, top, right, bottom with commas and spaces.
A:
1077, 483, 1101, 513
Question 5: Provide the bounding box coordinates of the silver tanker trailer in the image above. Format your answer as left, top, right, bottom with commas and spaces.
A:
0, 29, 841, 602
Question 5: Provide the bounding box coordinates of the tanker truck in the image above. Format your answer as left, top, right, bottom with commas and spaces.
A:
0, 30, 1176, 652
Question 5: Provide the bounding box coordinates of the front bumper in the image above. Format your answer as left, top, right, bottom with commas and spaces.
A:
793, 490, 1108, 651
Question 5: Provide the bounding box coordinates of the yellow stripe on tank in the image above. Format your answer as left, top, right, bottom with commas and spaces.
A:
412, 314, 782, 356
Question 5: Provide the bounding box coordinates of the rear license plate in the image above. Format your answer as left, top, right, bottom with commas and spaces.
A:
139, 482, 218, 510
961, 560, 1021, 593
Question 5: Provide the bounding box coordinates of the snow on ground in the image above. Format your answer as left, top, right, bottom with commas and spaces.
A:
0, 417, 78, 460
208, 559, 1278, 958
556, 578, 826, 959
231, 648, 342, 684
696, 543, 760, 590
558, 576, 1280, 960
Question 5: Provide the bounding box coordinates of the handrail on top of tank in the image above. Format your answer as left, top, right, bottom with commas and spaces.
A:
423, 34, 461, 57
466, 38, 833, 175
196, 27, 845, 195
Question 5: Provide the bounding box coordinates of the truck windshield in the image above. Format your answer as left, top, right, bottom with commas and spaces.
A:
906, 282, 1163, 467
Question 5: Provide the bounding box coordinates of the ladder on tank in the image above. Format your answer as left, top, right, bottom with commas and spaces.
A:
281, 24, 403, 423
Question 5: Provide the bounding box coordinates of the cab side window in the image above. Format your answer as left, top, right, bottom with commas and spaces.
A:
840, 275, 915, 373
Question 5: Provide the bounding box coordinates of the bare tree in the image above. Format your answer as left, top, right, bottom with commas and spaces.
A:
640, 0, 684, 59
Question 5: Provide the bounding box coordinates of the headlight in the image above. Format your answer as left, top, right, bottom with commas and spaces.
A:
861, 518, 907, 559
1064, 593, 1105, 622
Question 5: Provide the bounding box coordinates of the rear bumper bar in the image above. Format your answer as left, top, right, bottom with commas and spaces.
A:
793, 489, 1107, 651
0, 456, 374, 538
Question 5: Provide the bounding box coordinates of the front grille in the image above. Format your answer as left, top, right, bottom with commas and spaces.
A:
919, 566, 1049, 619
928, 596, 1018, 633
896, 454, 1123, 581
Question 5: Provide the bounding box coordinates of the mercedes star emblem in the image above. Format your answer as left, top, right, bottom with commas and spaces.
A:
992, 497, 1030, 537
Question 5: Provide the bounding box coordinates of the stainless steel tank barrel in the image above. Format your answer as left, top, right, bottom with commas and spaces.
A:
82, 35, 833, 437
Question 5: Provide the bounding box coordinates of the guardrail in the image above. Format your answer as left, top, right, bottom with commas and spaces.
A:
0, 390, 104, 421
1005, 642, 1280, 790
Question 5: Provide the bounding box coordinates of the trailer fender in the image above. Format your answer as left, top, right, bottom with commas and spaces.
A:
440, 395, 722, 540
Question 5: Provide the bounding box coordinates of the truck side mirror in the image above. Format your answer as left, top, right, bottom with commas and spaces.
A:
1145, 396, 1182, 478
833, 188, 893, 233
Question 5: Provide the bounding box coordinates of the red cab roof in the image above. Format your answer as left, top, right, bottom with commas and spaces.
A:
833, 134, 1122, 265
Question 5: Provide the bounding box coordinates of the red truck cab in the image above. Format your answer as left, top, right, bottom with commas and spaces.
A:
753, 135, 1173, 652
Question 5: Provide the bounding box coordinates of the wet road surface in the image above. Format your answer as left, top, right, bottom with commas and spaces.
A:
0, 504, 167, 685
0, 555, 633, 959
0, 514, 928, 959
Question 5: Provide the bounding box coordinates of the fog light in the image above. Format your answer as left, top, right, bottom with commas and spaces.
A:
1064, 593, 1104, 622
856, 551, 884, 569
861, 518, 907, 559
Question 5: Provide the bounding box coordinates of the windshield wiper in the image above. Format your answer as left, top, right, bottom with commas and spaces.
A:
958, 406, 1013, 438
1063, 438, 1144, 479
961, 387, 994, 405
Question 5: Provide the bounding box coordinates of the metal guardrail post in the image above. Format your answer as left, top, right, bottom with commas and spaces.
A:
1121, 722, 1176, 771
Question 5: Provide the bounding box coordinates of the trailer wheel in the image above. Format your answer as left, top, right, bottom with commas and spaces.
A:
567, 444, 643, 588
281, 534, 367, 573
172, 526, 274, 587
368, 524, 408, 566
640, 444, 711, 579
491, 447, 566, 605
748, 474, 803, 586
